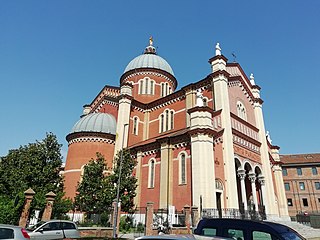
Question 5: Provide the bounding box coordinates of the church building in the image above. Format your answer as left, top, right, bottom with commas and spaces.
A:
63, 38, 289, 220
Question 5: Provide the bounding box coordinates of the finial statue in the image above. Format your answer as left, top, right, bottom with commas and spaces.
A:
250, 73, 255, 85
196, 89, 204, 107
266, 131, 272, 144
149, 36, 153, 46
215, 42, 221, 56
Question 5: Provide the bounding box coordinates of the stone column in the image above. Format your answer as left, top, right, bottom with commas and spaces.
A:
237, 169, 247, 210
258, 176, 266, 206
248, 174, 258, 211
146, 202, 154, 236
191, 206, 199, 228
183, 205, 191, 233
19, 188, 35, 228
41, 191, 56, 221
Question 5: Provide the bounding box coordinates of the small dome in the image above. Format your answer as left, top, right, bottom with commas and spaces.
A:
71, 113, 116, 135
123, 38, 174, 76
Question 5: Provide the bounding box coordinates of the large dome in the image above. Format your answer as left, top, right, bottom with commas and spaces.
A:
124, 54, 174, 76
123, 39, 174, 76
71, 113, 116, 135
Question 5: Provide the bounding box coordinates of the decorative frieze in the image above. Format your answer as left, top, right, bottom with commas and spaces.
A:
123, 71, 175, 87
228, 79, 254, 105
68, 137, 115, 146
94, 99, 118, 113
234, 144, 260, 162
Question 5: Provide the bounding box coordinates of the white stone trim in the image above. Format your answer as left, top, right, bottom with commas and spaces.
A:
148, 158, 156, 188
68, 137, 115, 146
123, 71, 174, 86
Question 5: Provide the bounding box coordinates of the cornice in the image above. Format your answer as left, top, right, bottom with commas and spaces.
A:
208, 55, 228, 64
187, 106, 215, 115
229, 76, 255, 102
120, 68, 177, 90
230, 112, 259, 132
188, 128, 218, 138
252, 85, 261, 90
232, 128, 261, 147
210, 70, 230, 79
254, 98, 264, 105
66, 131, 115, 143
227, 62, 253, 87
181, 75, 213, 92
130, 90, 185, 112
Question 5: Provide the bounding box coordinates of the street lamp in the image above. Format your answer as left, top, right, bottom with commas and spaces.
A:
113, 123, 129, 238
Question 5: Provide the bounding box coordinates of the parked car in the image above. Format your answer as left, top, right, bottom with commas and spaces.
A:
136, 234, 231, 240
26, 220, 80, 240
0, 224, 30, 239
194, 218, 305, 240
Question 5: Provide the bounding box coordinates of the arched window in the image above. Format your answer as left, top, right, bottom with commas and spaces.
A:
165, 83, 169, 96
150, 81, 154, 95
160, 114, 164, 133
133, 116, 139, 135
148, 159, 155, 188
237, 101, 247, 120
179, 153, 187, 184
165, 110, 169, 131
139, 80, 143, 94
161, 83, 165, 97
145, 78, 149, 94
159, 109, 174, 133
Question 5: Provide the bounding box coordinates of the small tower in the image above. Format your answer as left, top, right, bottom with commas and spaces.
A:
209, 43, 239, 209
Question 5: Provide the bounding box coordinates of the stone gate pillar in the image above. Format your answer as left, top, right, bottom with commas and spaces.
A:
191, 206, 199, 228
41, 191, 56, 221
19, 188, 35, 228
184, 205, 191, 233
146, 202, 154, 236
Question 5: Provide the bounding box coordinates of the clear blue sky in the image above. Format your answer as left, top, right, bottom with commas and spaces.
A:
1, 0, 319, 159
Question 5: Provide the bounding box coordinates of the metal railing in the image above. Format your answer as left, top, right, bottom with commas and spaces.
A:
202, 205, 266, 221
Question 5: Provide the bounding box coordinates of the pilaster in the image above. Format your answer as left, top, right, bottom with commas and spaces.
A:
210, 46, 238, 208
114, 84, 132, 156
159, 140, 173, 209
184, 88, 196, 127
134, 151, 143, 206
143, 110, 150, 140
272, 148, 290, 220
253, 98, 278, 218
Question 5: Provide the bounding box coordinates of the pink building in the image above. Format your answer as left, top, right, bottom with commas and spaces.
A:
64, 39, 289, 220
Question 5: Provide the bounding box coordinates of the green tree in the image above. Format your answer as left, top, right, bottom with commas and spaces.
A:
74, 153, 114, 215
109, 149, 137, 213
0, 133, 72, 224
74, 149, 137, 218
